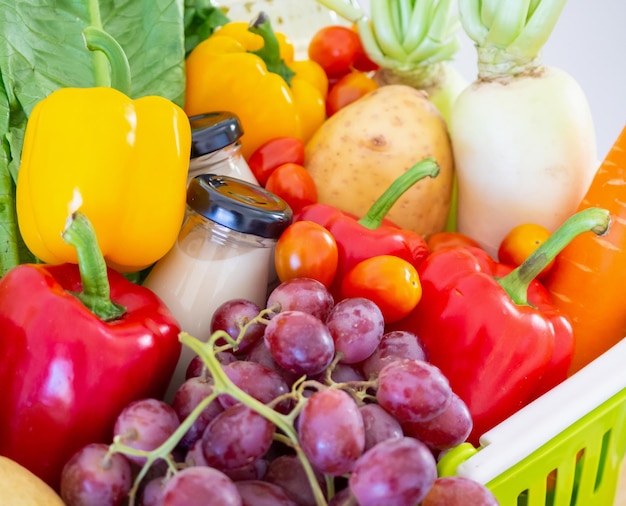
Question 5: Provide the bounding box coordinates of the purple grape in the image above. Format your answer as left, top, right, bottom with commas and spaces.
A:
325, 297, 385, 364
297, 388, 365, 476
359, 403, 403, 451
376, 359, 452, 423
328, 487, 356, 505
264, 310, 335, 376
349, 437, 437, 506
223, 459, 268, 482
140, 476, 166, 506
360, 330, 428, 379
211, 298, 266, 353
311, 362, 365, 385
219, 360, 291, 413
161, 467, 242, 505
327, 363, 366, 384
60, 443, 132, 506
113, 398, 180, 465
184, 439, 208, 467
171, 376, 223, 449
201, 404, 275, 470
266, 278, 334, 320
234, 480, 297, 505
420, 477, 499, 505
245, 340, 301, 386
401, 393, 473, 450
264, 455, 325, 506
186, 351, 238, 379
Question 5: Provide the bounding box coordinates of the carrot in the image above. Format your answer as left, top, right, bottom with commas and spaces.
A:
543, 126, 626, 375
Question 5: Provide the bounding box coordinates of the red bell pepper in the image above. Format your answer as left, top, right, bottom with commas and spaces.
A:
294, 158, 439, 294
0, 212, 181, 489
390, 208, 610, 443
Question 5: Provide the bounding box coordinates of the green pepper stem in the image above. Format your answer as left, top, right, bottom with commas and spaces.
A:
248, 11, 295, 85
358, 157, 440, 230
498, 207, 611, 305
84, 0, 132, 93
83, 27, 132, 95
62, 211, 126, 321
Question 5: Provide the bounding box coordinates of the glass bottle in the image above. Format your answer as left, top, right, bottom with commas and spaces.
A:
143, 174, 292, 400
188, 111, 258, 185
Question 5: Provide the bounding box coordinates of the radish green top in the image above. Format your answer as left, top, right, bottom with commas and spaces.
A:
458, 0, 568, 79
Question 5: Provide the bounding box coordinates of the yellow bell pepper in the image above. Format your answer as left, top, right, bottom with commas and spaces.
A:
290, 59, 330, 99
212, 21, 296, 64
184, 13, 326, 159
16, 86, 192, 273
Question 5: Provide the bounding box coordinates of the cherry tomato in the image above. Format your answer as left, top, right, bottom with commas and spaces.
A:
265, 163, 318, 214
308, 25, 361, 78
427, 232, 482, 253
274, 221, 338, 288
247, 137, 306, 186
326, 71, 378, 116
351, 24, 379, 72
498, 223, 555, 278
340, 255, 422, 324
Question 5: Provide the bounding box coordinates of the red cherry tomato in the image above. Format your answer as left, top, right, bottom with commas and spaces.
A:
308, 25, 361, 78
427, 232, 482, 253
498, 223, 555, 278
326, 71, 378, 116
247, 137, 305, 186
340, 255, 422, 324
274, 221, 339, 288
351, 24, 379, 72
265, 163, 318, 214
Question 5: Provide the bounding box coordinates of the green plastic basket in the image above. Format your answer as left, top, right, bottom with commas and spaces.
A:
439, 338, 626, 506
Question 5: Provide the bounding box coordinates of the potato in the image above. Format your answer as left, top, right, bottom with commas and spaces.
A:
305, 84, 454, 238
0, 456, 65, 505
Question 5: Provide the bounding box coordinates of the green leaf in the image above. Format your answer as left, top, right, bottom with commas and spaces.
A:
0, 0, 187, 112
103, 0, 188, 105
0, 0, 187, 276
0, 70, 34, 276
184, 0, 230, 56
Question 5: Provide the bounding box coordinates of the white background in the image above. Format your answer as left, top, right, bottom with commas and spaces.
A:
354, 0, 626, 160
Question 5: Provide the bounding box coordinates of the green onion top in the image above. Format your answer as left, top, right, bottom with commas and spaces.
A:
458, 0, 568, 79
317, 0, 461, 71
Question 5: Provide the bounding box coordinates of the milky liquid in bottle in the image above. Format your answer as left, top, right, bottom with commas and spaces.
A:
143, 174, 292, 401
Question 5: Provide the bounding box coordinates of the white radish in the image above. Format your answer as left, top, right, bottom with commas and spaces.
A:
450, 0, 598, 258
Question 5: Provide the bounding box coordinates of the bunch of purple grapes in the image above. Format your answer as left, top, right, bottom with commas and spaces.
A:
59, 277, 499, 506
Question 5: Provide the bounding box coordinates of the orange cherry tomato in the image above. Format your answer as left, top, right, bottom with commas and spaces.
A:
274, 221, 338, 288
247, 137, 305, 186
340, 255, 422, 324
264, 162, 318, 214
427, 231, 482, 253
326, 71, 378, 116
498, 223, 555, 278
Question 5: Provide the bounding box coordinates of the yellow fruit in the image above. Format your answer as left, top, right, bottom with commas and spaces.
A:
0, 456, 65, 505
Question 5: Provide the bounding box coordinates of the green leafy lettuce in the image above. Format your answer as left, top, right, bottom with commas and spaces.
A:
184, 0, 230, 57
0, 0, 189, 276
